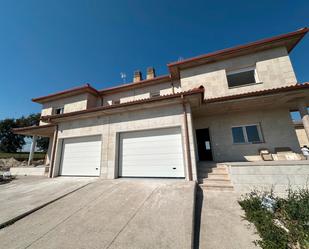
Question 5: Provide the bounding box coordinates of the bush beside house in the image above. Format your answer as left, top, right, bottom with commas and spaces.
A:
239, 188, 309, 249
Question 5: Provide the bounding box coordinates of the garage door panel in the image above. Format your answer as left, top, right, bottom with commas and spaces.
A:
122, 136, 182, 144
120, 166, 184, 177
121, 148, 183, 156
119, 128, 185, 178
121, 154, 184, 162
122, 130, 179, 143
60, 136, 101, 176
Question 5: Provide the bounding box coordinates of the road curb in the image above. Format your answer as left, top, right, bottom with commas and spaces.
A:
0, 181, 93, 230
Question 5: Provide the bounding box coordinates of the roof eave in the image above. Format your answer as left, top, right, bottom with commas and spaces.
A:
32, 84, 100, 104
168, 28, 309, 79
41, 88, 204, 122
12, 124, 56, 136
204, 83, 309, 104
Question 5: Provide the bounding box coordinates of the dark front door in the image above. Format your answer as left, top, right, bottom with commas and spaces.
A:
196, 128, 213, 161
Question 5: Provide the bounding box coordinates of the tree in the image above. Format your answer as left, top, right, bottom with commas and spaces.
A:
36, 137, 49, 152
0, 113, 49, 153
0, 119, 25, 152
16, 114, 49, 152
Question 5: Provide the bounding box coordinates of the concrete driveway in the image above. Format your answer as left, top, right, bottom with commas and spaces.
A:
0, 179, 195, 249
0, 176, 96, 228
195, 188, 260, 249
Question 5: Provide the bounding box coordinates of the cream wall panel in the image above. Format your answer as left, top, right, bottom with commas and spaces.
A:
194, 108, 300, 162
180, 47, 297, 99
53, 104, 196, 180
102, 81, 178, 106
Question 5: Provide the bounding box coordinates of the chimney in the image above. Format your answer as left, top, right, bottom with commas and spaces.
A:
146, 67, 156, 79
133, 70, 142, 82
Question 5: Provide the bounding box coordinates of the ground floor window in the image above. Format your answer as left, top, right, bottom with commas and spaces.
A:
232, 124, 263, 144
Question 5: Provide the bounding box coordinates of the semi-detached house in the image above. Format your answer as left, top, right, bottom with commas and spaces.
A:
14, 28, 309, 181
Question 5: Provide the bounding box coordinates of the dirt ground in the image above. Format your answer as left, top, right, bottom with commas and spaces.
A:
0, 158, 44, 171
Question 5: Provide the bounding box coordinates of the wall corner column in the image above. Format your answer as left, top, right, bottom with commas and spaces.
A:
49, 125, 58, 178
182, 98, 197, 181
27, 135, 37, 166
298, 102, 309, 142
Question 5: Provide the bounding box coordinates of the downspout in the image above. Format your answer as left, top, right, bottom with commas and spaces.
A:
49, 124, 58, 178
171, 82, 175, 94
181, 95, 193, 181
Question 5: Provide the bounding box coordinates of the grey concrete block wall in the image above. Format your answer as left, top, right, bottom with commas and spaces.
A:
180, 46, 297, 99
228, 162, 309, 193
102, 81, 182, 106
194, 107, 300, 162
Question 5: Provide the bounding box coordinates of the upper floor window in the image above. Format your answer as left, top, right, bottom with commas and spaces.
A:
53, 107, 64, 115
226, 66, 259, 88
150, 91, 160, 98
231, 124, 263, 144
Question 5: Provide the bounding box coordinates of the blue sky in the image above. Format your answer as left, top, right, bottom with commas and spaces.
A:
0, 0, 308, 119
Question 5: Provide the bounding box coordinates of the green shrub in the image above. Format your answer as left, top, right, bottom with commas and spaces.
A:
239, 188, 309, 249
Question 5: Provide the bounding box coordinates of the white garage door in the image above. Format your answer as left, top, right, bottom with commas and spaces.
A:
119, 127, 185, 178
60, 136, 101, 176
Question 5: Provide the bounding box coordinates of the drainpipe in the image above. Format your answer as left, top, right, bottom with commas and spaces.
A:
181, 95, 193, 181
49, 124, 58, 178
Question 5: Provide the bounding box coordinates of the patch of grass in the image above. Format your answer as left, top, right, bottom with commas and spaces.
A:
239, 188, 309, 249
0, 152, 46, 161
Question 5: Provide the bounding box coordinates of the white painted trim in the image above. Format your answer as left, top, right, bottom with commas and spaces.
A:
231, 123, 264, 144
226, 65, 260, 87
226, 66, 255, 75
53, 106, 64, 115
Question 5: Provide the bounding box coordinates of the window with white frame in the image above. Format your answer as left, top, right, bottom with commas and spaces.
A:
226, 66, 260, 88
231, 124, 263, 144
53, 107, 64, 115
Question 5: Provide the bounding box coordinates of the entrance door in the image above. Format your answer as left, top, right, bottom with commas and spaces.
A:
196, 128, 213, 161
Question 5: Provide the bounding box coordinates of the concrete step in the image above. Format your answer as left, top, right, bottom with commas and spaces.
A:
198, 162, 233, 191
198, 166, 228, 172
206, 174, 230, 180
202, 179, 232, 185
200, 185, 234, 191
197, 167, 212, 172
211, 168, 229, 174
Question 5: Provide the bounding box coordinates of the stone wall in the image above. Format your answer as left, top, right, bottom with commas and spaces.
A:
194, 107, 300, 162
52, 103, 197, 180
227, 161, 309, 193
180, 46, 297, 99
102, 81, 181, 106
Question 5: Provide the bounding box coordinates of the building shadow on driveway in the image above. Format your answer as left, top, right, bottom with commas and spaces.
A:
193, 185, 204, 249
